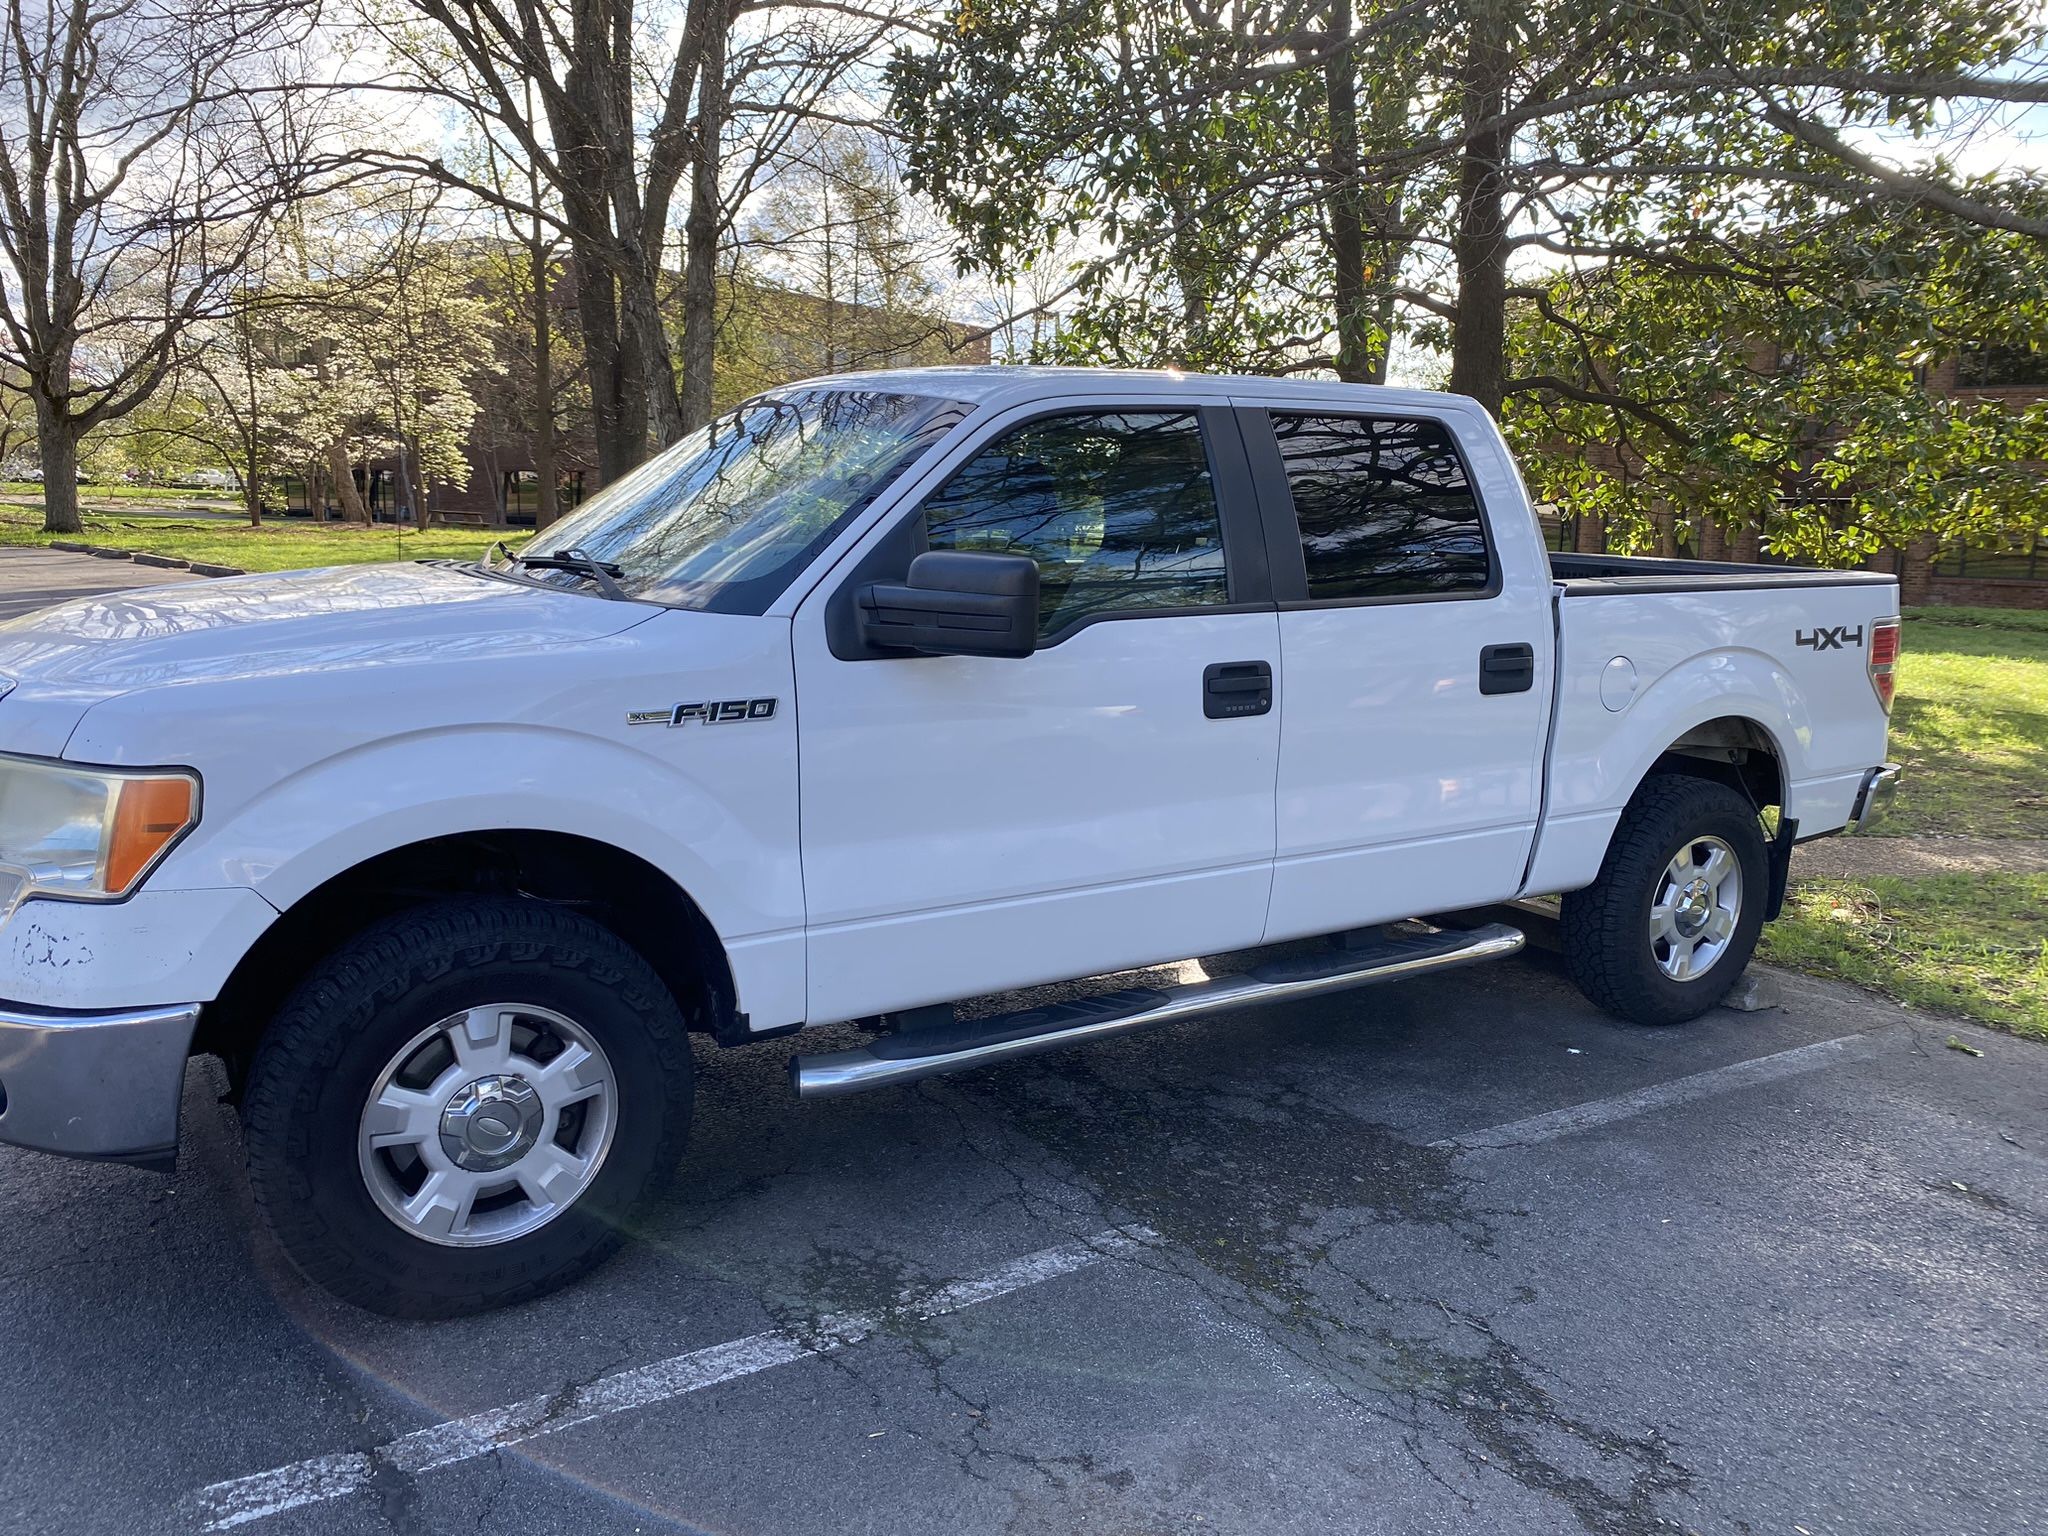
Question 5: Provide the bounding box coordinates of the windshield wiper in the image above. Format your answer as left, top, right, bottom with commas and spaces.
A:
504, 545, 630, 601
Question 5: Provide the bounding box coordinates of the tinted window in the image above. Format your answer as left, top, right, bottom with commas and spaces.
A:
922, 411, 1230, 636
1271, 414, 1491, 599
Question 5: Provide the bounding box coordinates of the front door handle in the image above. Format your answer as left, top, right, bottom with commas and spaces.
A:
1479, 642, 1536, 695
1203, 660, 1273, 719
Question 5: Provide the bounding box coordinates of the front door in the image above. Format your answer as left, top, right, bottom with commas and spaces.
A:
792, 403, 1281, 1023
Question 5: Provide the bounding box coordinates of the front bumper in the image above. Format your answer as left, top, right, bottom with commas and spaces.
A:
0, 1001, 200, 1160
1844, 763, 1902, 835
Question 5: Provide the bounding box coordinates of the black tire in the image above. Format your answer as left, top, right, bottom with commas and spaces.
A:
1560, 774, 1769, 1026
242, 898, 694, 1318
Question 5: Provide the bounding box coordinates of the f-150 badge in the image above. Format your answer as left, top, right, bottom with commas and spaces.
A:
1795, 626, 1863, 652
628, 698, 779, 727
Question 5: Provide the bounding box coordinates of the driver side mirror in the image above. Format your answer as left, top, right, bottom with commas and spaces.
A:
858, 551, 1040, 659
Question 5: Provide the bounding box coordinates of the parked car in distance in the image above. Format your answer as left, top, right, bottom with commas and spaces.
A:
0, 367, 1900, 1315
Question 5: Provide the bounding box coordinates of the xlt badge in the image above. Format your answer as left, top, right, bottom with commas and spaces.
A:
628, 698, 779, 727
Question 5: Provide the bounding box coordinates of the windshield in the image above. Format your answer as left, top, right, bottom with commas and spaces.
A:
520, 387, 962, 611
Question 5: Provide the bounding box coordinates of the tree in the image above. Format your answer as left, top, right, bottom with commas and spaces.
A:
179, 186, 497, 528
0, 0, 321, 532
889, 0, 2048, 418
1502, 209, 2048, 563
465, 104, 585, 529
740, 127, 955, 374
356, 0, 934, 482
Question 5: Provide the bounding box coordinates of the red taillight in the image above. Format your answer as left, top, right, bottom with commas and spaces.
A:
1869, 616, 1900, 713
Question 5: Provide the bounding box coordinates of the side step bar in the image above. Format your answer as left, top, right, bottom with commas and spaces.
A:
791, 922, 1525, 1100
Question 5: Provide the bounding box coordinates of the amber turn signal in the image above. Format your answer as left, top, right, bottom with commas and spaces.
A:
106, 775, 197, 893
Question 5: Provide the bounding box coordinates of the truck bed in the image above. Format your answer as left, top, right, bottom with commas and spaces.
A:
1551, 552, 1898, 596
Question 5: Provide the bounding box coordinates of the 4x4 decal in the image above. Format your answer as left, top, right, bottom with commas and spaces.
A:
1795, 625, 1863, 653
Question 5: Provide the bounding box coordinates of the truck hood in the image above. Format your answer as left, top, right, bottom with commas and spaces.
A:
0, 563, 657, 752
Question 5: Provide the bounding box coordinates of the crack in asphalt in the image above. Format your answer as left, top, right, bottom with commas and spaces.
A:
900, 1036, 1701, 1536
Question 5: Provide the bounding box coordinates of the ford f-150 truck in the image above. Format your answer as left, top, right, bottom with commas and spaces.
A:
0, 368, 1900, 1315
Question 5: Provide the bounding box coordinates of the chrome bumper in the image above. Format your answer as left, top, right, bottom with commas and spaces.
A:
1845, 763, 1902, 835
0, 1001, 200, 1160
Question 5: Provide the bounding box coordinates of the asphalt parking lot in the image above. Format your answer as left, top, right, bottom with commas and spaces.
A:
0, 544, 203, 620
1, 549, 2043, 1536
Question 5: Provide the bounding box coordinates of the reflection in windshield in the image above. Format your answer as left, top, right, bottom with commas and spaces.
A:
522, 388, 960, 612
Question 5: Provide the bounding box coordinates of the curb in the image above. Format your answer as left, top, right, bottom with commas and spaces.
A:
37, 542, 243, 577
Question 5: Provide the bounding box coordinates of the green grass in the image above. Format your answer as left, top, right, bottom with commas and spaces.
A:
1885, 605, 2048, 839
0, 506, 518, 572
1762, 872, 2048, 1042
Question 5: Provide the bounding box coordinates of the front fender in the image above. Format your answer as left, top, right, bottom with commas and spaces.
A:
145, 722, 807, 1028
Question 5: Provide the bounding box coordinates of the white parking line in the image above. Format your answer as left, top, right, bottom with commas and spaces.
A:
194, 1226, 1157, 1531
1431, 1031, 1890, 1151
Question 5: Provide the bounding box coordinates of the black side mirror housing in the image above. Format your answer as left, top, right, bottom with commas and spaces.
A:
858, 551, 1040, 658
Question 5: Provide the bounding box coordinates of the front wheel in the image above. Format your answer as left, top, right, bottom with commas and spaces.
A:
1561, 774, 1769, 1026
242, 899, 694, 1317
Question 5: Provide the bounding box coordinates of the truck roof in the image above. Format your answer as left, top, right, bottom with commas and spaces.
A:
789, 364, 1485, 420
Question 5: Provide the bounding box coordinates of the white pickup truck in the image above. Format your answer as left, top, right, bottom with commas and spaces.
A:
0, 368, 1900, 1315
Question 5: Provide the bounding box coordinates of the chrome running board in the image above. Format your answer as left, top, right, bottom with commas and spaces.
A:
791, 922, 1525, 1100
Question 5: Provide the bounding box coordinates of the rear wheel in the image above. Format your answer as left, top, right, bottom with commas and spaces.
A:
243, 899, 694, 1317
1561, 774, 1769, 1026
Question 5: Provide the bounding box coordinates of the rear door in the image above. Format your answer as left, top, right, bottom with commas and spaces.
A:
1240, 405, 1554, 941
791, 400, 1283, 1023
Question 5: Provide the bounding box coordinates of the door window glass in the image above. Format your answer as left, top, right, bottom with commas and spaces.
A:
1270, 414, 1492, 599
921, 410, 1230, 635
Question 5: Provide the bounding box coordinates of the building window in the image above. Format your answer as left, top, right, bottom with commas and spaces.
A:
1535, 504, 1576, 552
1955, 344, 2048, 389
1934, 538, 2044, 581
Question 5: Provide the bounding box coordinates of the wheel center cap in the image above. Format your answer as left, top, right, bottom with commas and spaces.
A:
1675, 878, 1713, 936
439, 1075, 544, 1172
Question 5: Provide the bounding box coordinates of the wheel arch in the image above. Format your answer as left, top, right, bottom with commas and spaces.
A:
1525, 709, 1794, 898
1643, 714, 1788, 814
197, 830, 740, 1087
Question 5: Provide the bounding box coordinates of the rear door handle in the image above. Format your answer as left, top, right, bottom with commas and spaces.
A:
1204, 660, 1272, 719
1479, 643, 1536, 695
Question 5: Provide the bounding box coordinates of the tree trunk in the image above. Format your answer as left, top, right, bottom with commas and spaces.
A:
570, 242, 657, 484
1447, 2, 1512, 417
326, 440, 370, 524
242, 450, 264, 527
1323, 0, 1376, 384
527, 232, 562, 531
34, 395, 81, 535
678, 5, 728, 434
398, 439, 430, 531
623, 266, 685, 446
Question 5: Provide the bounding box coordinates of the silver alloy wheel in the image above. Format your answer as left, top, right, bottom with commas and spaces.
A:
1649, 835, 1742, 982
357, 1003, 618, 1247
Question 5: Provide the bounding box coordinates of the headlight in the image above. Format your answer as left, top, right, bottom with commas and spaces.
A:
0, 755, 199, 909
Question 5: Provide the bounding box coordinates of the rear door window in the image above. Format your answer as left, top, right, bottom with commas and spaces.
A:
1268, 414, 1493, 600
